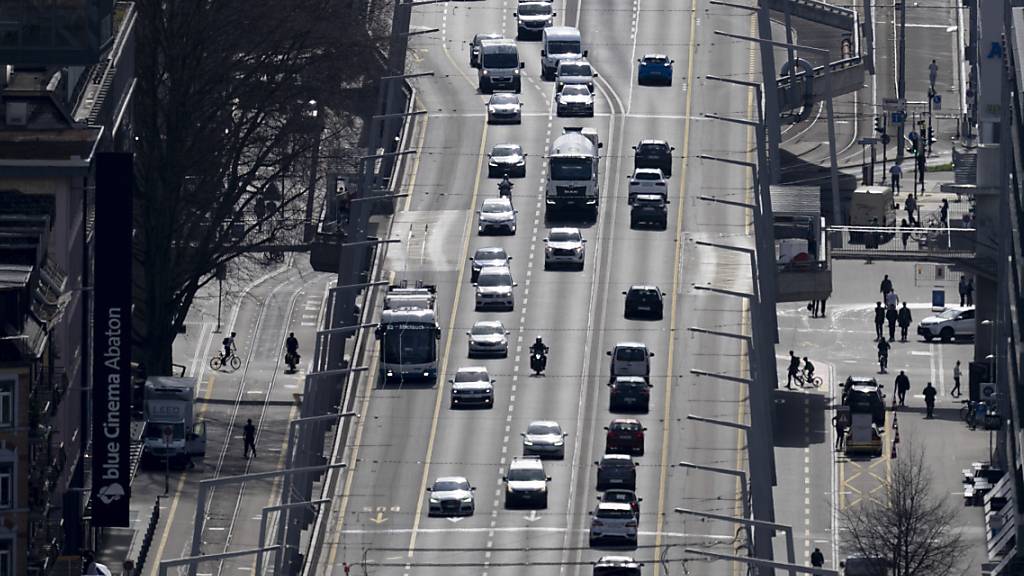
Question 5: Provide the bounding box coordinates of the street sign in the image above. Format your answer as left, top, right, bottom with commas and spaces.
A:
857, 138, 879, 145
882, 97, 905, 112
933, 94, 942, 110
891, 111, 905, 125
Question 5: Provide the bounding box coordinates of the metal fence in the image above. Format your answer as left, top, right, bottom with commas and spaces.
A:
829, 225, 977, 261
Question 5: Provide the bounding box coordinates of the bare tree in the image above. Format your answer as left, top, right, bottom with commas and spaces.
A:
133, 0, 384, 374
840, 442, 968, 576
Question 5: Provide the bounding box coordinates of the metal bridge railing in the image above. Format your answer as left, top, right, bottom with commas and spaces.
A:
829, 225, 977, 261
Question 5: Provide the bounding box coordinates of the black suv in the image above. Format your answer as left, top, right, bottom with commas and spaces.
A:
843, 376, 886, 427
608, 376, 651, 412
633, 140, 674, 176
623, 285, 665, 320
630, 193, 668, 229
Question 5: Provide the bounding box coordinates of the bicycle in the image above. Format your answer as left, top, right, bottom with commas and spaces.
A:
792, 368, 823, 389
210, 350, 242, 371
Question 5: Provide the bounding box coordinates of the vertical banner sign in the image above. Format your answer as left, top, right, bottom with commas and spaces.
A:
91, 152, 133, 527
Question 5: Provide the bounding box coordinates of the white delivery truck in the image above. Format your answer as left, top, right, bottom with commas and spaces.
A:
141, 376, 207, 467
541, 26, 585, 80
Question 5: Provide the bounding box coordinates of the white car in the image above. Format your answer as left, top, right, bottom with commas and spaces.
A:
607, 342, 653, 382
589, 502, 639, 546
555, 58, 596, 91
474, 265, 516, 310
917, 306, 975, 342
555, 84, 594, 117
427, 476, 476, 516
477, 197, 518, 235
628, 168, 667, 203
522, 420, 568, 458
543, 227, 586, 270
467, 320, 510, 357
487, 92, 522, 124
449, 366, 495, 407
504, 456, 550, 508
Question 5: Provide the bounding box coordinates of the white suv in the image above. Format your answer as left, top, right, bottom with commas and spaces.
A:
504, 456, 550, 508
589, 502, 638, 546
917, 306, 975, 342
544, 227, 586, 270
449, 366, 495, 408
474, 265, 517, 311
607, 342, 654, 382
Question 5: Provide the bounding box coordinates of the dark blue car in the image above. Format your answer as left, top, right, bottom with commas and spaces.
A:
637, 54, 674, 85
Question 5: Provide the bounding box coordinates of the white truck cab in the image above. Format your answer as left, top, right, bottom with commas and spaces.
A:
142, 377, 207, 467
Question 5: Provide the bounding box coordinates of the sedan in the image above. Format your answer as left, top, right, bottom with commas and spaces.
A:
467, 320, 510, 357
555, 84, 594, 117
595, 453, 637, 490
478, 197, 517, 235
474, 265, 516, 311
608, 376, 652, 413
470, 246, 512, 281
628, 168, 667, 203
521, 420, 568, 459
637, 54, 674, 85
543, 227, 586, 270
427, 476, 476, 516
488, 143, 527, 178
601, 489, 641, 518
487, 92, 523, 124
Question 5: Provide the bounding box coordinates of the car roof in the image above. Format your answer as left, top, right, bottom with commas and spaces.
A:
560, 84, 591, 93
638, 139, 669, 146
614, 342, 648, 350
628, 284, 660, 291
642, 53, 670, 60
491, 143, 522, 152
558, 58, 591, 68
550, 227, 581, 235
510, 456, 544, 469
633, 167, 664, 176
528, 420, 561, 429
478, 265, 511, 275
846, 376, 879, 385
474, 33, 503, 42
436, 475, 469, 484
489, 92, 519, 102
613, 376, 648, 385
475, 246, 508, 256
601, 453, 633, 462
482, 197, 513, 209
597, 501, 634, 511
472, 320, 505, 329
610, 418, 642, 425
456, 366, 488, 375
596, 555, 639, 566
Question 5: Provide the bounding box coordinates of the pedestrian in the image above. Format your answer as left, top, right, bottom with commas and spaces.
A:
832, 414, 846, 450
900, 218, 911, 249
929, 59, 938, 88
923, 382, 938, 418
243, 418, 257, 458
818, 297, 827, 317
895, 370, 911, 407
897, 302, 912, 341
82, 551, 113, 576
880, 274, 893, 297
966, 278, 974, 306
917, 152, 926, 185
786, 350, 801, 390
811, 547, 826, 570
886, 305, 898, 341
890, 162, 903, 194
905, 193, 917, 226
940, 198, 949, 227
866, 218, 880, 249
885, 289, 899, 310
959, 276, 969, 306
952, 360, 963, 397
873, 302, 885, 340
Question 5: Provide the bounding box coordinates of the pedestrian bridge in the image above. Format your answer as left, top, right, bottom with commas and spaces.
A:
827, 225, 978, 263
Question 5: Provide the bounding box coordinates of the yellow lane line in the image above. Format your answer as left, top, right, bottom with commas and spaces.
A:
147, 374, 215, 576
652, 0, 700, 558
403, 105, 429, 213
406, 121, 488, 557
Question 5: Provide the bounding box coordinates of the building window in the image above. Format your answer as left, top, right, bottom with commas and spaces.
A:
0, 463, 13, 509
0, 376, 12, 428
0, 538, 12, 576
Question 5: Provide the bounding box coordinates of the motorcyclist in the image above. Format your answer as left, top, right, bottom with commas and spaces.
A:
498, 174, 513, 197
285, 332, 299, 363
529, 337, 549, 357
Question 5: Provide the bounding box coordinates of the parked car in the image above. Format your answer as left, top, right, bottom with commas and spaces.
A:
917, 306, 975, 342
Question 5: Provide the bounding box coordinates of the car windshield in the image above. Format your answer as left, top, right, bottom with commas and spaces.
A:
550, 158, 593, 180
482, 52, 519, 68
474, 247, 508, 261
492, 145, 521, 158
490, 93, 518, 105
634, 171, 661, 180
561, 85, 589, 96
508, 467, 546, 481
604, 491, 635, 503
549, 230, 581, 242
518, 3, 551, 15
559, 63, 591, 76
477, 270, 513, 286
597, 507, 635, 519
938, 308, 962, 319
482, 200, 512, 213
434, 480, 469, 492
614, 380, 646, 390
638, 143, 669, 155
454, 370, 488, 383
611, 421, 642, 431
643, 56, 669, 64
629, 289, 658, 300
528, 423, 561, 435
548, 40, 581, 55
602, 457, 632, 468
615, 347, 646, 362
471, 322, 504, 336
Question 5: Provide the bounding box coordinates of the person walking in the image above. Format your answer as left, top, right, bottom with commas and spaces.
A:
900, 218, 911, 249
940, 198, 950, 227
786, 350, 801, 390
811, 547, 825, 571
880, 274, 893, 297
886, 305, 898, 341
873, 302, 885, 340
897, 302, 913, 342
966, 278, 975, 306
877, 337, 891, 373
952, 360, 963, 398
959, 276, 969, 306
243, 418, 257, 458
905, 193, 917, 226
885, 289, 899, 310
895, 370, 911, 407
923, 382, 938, 418
890, 162, 903, 194
832, 414, 846, 451
929, 59, 939, 88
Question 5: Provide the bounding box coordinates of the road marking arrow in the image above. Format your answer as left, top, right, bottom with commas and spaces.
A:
524, 511, 541, 522
446, 516, 465, 523
369, 512, 388, 524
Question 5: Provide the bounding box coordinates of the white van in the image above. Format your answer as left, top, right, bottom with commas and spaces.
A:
607, 342, 653, 382
541, 26, 585, 80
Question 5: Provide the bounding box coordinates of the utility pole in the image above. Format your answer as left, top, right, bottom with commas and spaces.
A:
896, 0, 907, 165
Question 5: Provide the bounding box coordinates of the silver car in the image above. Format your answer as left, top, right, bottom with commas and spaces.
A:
589, 502, 638, 546
449, 366, 495, 408
487, 92, 522, 124
474, 265, 516, 311
470, 246, 512, 280
555, 84, 594, 117
478, 197, 517, 235
521, 420, 568, 458
555, 58, 596, 91
467, 320, 510, 357
543, 227, 586, 269
488, 143, 527, 178
427, 476, 476, 516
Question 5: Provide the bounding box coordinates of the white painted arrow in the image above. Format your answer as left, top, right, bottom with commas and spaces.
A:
524, 510, 541, 522
446, 516, 465, 523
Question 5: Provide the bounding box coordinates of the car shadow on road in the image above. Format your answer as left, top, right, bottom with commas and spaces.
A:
772, 389, 828, 447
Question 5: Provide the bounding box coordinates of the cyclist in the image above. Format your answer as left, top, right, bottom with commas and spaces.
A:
801, 357, 816, 386
877, 336, 890, 373
222, 332, 237, 361
786, 350, 800, 390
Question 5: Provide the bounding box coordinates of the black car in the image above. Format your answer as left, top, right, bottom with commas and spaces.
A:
633, 139, 674, 177
595, 454, 637, 490
630, 193, 668, 230
608, 376, 651, 412
623, 285, 665, 320
843, 376, 886, 428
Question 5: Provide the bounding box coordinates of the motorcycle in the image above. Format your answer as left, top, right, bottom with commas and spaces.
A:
498, 177, 513, 198
530, 351, 547, 375
285, 351, 301, 373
